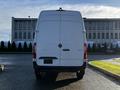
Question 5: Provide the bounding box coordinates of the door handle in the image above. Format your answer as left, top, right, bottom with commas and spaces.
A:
62, 49, 70, 51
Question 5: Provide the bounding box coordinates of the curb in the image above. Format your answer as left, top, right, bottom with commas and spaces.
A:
88, 62, 120, 80
0, 52, 31, 54
0, 65, 4, 72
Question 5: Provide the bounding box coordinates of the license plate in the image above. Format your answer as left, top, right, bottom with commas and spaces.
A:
44, 59, 53, 64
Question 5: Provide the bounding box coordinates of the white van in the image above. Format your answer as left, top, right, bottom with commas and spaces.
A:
32, 8, 87, 80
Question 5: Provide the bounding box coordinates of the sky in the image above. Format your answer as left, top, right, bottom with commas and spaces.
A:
0, 0, 120, 41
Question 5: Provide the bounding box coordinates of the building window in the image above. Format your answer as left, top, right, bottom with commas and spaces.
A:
19, 32, 22, 39
33, 32, 35, 39
15, 21, 20, 30
117, 21, 119, 30
106, 33, 109, 39
115, 22, 118, 30
98, 22, 102, 30
86, 33, 87, 39
111, 33, 113, 39
88, 22, 92, 30
115, 33, 118, 39
14, 32, 18, 39
102, 33, 105, 39
23, 32, 26, 39
97, 33, 100, 39
119, 21, 120, 29
93, 33, 96, 39
28, 32, 31, 39
119, 33, 120, 39
109, 21, 113, 30
88, 33, 91, 39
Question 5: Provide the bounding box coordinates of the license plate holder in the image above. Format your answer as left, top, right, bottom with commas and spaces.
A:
44, 59, 53, 64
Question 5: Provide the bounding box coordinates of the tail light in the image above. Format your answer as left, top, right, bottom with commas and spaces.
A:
32, 43, 36, 61
84, 43, 88, 62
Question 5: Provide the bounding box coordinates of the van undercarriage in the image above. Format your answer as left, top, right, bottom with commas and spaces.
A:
33, 61, 86, 80
33, 61, 86, 72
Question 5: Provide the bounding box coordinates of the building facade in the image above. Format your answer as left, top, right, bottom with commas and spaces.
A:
12, 17, 37, 43
84, 18, 120, 45
12, 17, 120, 45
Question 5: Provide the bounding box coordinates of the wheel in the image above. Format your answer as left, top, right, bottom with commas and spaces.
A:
33, 62, 42, 80
34, 69, 41, 80
34, 69, 46, 80
76, 69, 85, 80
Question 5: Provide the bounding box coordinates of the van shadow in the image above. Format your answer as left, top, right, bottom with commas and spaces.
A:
33, 72, 78, 90
53, 78, 78, 89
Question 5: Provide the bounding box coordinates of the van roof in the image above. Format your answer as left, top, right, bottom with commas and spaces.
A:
39, 10, 82, 21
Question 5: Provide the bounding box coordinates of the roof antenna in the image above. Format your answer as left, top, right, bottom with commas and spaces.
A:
28, 16, 30, 18
56, 7, 64, 11
59, 7, 62, 10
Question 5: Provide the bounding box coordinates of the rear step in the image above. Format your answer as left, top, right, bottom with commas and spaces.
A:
39, 57, 58, 59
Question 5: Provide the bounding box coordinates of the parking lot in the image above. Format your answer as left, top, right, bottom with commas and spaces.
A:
0, 54, 119, 90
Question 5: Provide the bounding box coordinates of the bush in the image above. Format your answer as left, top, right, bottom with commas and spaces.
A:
0, 41, 32, 52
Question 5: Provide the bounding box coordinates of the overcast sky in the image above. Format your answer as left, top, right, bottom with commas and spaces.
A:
0, 0, 120, 41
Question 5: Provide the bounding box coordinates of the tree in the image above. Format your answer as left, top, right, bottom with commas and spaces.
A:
28, 42, 32, 52
103, 42, 107, 51
11, 41, 16, 52
97, 43, 101, 52
18, 42, 22, 52
23, 42, 27, 52
7, 41, 11, 52
92, 43, 97, 52
0, 41, 5, 52
115, 44, 119, 52
88, 44, 91, 52
110, 43, 113, 50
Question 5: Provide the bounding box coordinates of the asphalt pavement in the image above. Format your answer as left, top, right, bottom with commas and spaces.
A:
0, 54, 119, 90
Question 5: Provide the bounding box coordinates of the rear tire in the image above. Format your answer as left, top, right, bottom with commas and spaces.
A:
33, 62, 42, 80
34, 69, 42, 80
76, 69, 85, 80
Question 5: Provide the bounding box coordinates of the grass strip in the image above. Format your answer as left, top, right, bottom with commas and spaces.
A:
89, 60, 120, 75
113, 59, 120, 63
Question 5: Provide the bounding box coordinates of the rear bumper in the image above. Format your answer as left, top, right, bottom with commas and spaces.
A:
33, 62, 86, 72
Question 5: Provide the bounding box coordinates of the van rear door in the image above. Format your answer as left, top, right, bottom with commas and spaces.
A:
60, 12, 84, 66
36, 12, 60, 66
